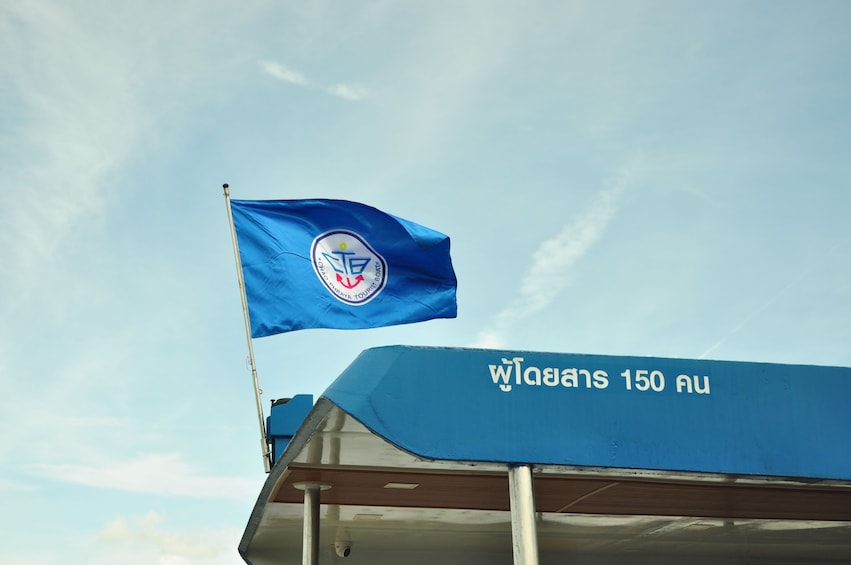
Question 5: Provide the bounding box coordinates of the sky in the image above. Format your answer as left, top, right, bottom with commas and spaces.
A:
1, 0, 851, 563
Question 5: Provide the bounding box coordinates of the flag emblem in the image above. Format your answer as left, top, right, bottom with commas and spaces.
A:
311, 230, 387, 305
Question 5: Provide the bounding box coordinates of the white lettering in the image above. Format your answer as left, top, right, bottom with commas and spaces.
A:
492, 363, 708, 395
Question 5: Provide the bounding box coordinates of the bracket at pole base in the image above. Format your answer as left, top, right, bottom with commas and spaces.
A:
293, 482, 333, 491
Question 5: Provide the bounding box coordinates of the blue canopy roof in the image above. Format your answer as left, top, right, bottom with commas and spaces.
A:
324, 346, 851, 480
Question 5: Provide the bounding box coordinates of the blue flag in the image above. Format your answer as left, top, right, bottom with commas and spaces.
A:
230, 199, 458, 337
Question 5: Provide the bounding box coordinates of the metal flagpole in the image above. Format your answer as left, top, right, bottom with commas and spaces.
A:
223, 183, 272, 473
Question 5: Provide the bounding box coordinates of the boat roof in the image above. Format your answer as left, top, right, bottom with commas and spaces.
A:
239, 346, 851, 564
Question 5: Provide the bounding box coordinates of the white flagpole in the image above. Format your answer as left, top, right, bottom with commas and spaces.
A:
223, 183, 272, 473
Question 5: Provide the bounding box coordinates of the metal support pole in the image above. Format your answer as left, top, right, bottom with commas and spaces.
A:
508, 465, 540, 565
295, 482, 331, 565
303, 486, 320, 565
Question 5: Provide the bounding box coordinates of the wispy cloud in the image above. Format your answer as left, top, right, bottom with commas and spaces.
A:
99, 511, 238, 558
698, 239, 847, 359
94, 511, 243, 565
0, 477, 36, 493
0, 1, 259, 292
260, 60, 308, 86
326, 83, 369, 101
0, 2, 135, 287
678, 185, 721, 208
472, 160, 641, 348
259, 59, 369, 101
28, 453, 260, 500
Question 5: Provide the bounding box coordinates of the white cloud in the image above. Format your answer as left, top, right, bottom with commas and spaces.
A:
678, 185, 721, 208
0, 1, 260, 294
28, 453, 260, 500
0, 552, 60, 565
260, 59, 369, 100
260, 60, 309, 86
100, 512, 223, 557
0, 2, 134, 287
0, 476, 36, 493
365, 2, 542, 178
326, 83, 369, 101
94, 511, 245, 565
698, 240, 833, 359
471, 159, 641, 348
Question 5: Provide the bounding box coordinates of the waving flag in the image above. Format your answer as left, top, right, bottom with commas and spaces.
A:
230, 199, 457, 337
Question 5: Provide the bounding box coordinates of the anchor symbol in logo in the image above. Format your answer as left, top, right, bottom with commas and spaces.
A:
336, 273, 364, 289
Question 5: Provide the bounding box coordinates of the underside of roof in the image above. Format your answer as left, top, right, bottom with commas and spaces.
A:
239, 347, 851, 564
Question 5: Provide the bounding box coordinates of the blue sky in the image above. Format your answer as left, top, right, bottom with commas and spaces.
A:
2, 1, 850, 563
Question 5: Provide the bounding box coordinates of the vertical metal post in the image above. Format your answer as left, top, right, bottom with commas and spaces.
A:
295, 482, 331, 565
508, 465, 540, 565
303, 486, 320, 565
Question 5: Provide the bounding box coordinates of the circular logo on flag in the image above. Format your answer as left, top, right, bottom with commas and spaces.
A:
311, 230, 387, 305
